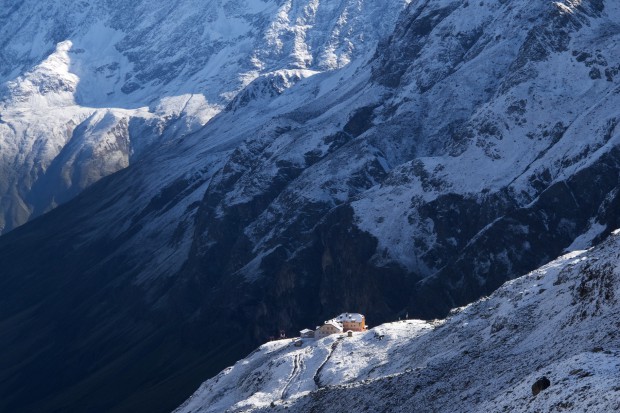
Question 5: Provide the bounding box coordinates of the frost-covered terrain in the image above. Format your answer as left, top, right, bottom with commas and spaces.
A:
176, 230, 620, 413
2, 1, 620, 413
0, 0, 406, 233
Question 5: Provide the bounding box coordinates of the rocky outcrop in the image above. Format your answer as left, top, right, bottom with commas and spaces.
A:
531, 377, 551, 396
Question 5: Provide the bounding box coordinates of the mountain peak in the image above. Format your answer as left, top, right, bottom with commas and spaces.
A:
0, 0, 408, 234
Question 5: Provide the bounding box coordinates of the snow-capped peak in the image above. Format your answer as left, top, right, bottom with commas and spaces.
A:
0, 0, 408, 234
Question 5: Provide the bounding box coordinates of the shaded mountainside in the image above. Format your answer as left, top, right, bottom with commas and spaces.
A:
2, 1, 620, 413
0, 0, 404, 234
176, 230, 620, 413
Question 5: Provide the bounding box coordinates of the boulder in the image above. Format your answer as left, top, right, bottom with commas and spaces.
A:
531, 376, 551, 396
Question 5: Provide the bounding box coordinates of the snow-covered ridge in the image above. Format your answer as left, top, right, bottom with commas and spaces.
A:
176, 231, 620, 412
0, 0, 408, 234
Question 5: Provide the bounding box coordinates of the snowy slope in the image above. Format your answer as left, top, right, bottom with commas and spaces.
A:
179, 0, 620, 320
0, 0, 407, 233
354, 0, 620, 271
176, 230, 620, 413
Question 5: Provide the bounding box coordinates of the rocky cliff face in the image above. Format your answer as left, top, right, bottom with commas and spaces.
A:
1, 1, 620, 413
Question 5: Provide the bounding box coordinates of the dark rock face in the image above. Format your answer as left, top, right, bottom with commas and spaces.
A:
413, 147, 620, 317
374, 2, 461, 88
532, 376, 551, 396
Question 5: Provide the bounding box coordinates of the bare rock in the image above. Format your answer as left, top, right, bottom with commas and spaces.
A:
532, 376, 551, 396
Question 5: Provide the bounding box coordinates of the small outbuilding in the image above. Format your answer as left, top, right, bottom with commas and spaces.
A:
347, 330, 353, 337
300, 328, 315, 338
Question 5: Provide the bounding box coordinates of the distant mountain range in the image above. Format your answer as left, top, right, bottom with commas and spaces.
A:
1, 0, 619, 412
0, 0, 404, 234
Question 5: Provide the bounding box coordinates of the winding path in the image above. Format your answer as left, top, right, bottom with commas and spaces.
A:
313, 340, 340, 389
281, 353, 304, 399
